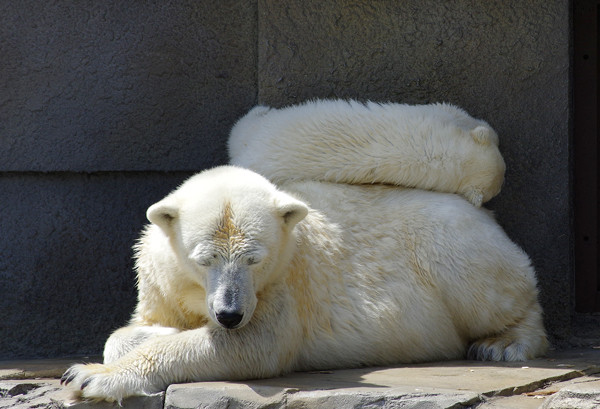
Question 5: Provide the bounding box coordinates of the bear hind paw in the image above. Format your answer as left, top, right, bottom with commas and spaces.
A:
470, 126, 497, 146
463, 187, 484, 207
468, 337, 532, 362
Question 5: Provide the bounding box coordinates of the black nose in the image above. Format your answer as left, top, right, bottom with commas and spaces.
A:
215, 312, 244, 329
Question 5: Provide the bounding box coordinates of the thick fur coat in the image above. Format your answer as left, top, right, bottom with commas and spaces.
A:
229, 99, 505, 206
62, 103, 545, 403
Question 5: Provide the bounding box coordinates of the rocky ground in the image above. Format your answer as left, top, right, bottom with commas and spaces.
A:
1, 348, 599, 408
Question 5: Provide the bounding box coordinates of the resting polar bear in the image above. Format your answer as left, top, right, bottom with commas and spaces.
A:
229, 99, 505, 206
62, 164, 547, 402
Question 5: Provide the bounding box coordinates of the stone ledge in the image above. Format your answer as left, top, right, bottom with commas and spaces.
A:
0, 357, 96, 381
540, 378, 600, 409
0, 348, 598, 408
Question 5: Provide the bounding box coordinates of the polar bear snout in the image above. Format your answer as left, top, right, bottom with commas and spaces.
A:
209, 287, 248, 329
215, 311, 244, 329
210, 290, 251, 330
207, 266, 257, 330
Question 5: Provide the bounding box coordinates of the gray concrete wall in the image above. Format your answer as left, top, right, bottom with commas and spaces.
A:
0, 0, 257, 358
0, 1, 571, 359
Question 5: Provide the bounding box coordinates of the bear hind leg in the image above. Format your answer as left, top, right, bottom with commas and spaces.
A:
468, 303, 548, 361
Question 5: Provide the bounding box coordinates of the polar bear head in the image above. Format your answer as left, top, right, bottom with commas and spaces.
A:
146, 166, 308, 330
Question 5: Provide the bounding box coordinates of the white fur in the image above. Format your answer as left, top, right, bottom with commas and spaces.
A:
63, 166, 546, 402
229, 99, 505, 206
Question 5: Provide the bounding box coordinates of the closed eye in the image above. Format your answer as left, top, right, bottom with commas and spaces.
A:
197, 253, 218, 267
242, 249, 266, 266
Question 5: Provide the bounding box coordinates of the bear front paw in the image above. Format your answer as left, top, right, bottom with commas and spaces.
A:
61, 362, 154, 402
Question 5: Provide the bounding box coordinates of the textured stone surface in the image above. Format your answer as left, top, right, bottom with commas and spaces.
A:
0, 172, 192, 359
542, 379, 600, 409
0, 358, 80, 380
0, 0, 256, 171
0, 380, 69, 409
165, 378, 481, 409
166, 382, 288, 409
258, 0, 571, 344
163, 350, 600, 409
1, 349, 599, 408
0, 380, 163, 409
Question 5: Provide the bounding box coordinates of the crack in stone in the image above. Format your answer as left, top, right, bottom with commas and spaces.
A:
483, 370, 587, 398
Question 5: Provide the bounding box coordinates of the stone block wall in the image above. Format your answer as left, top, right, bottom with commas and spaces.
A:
0, 0, 571, 358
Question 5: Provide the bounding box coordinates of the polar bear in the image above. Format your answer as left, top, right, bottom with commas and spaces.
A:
62, 166, 547, 402
229, 99, 505, 207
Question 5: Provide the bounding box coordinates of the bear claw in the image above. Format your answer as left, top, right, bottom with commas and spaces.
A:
61, 369, 76, 385
81, 378, 92, 390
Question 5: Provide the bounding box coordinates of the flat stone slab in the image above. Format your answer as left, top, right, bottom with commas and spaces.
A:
0, 357, 97, 380
0, 348, 599, 408
541, 378, 600, 409
0, 379, 164, 409
475, 376, 600, 409
164, 356, 596, 409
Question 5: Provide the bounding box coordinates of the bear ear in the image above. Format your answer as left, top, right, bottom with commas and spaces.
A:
147, 198, 179, 233
275, 193, 308, 228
